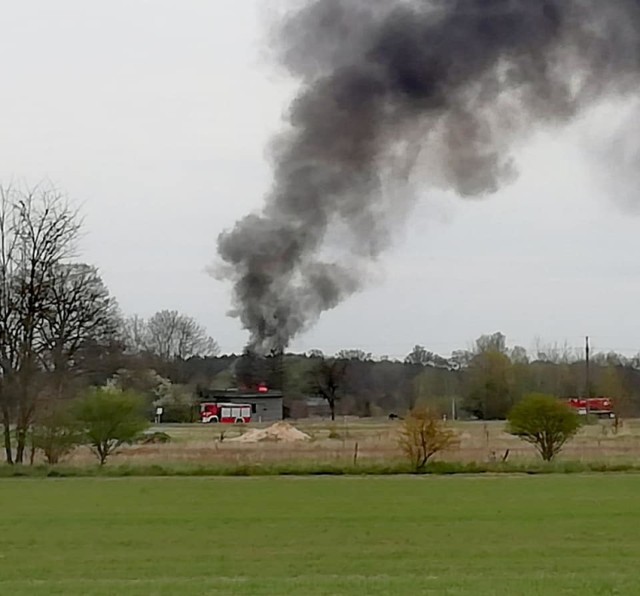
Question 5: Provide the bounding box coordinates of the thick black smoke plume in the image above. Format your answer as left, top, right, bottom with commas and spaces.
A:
218, 0, 640, 353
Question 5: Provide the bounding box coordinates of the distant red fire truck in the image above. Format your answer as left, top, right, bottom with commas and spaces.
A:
200, 402, 252, 424
565, 397, 615, 419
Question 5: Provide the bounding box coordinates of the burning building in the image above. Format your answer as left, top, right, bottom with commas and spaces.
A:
197, 386, 284, 423
196, 349, 286, 422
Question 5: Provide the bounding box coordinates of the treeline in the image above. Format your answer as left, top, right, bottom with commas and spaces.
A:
2, 184, 639, 467
144, 334, 640, 422
183, 335, 640, 421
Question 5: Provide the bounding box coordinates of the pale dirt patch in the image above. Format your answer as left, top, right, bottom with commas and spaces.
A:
228, 421, 311, 443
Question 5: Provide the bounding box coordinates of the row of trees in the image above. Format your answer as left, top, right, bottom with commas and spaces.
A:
0, 185, 120, 464
124, 311, 219, 361
0, 184, 221, 465
294, 332, 640, 421
92, 333, 640, 426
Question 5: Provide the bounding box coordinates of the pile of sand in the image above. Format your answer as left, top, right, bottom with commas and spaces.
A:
230, 421, 311, 443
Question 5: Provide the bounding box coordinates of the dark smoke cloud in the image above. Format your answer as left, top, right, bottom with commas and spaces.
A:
218, 0, 640, 353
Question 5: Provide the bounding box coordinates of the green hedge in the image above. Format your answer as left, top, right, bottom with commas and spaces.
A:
1, 460, 640, 478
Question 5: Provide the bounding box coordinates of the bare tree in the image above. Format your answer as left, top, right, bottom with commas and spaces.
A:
123, 314, 149, 355
309, 357, 348, 421
0, 185, 82, 462
0, 190, 17, 462
450, 349, 474, 369
405, 345, 451, 368
142, 310, 219, 360
335, 349, 372, 362
39, 263, 121, 390
405, 345, 434, 366
475, 332, 507, 355
0, 184, 116, 464
533, 338, 579, 364
509, 345, 530, 364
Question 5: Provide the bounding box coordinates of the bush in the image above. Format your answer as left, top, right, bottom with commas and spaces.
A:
30, 403, 83, 465
139, 431, 172, 445
398, 407, 459, 472
1, 459, 640, 478
507, 393, 581, 461
74, 388, 149, 465
328, 427, 341, 440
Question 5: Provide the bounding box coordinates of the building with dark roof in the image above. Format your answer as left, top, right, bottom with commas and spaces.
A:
198, 388, 284, 422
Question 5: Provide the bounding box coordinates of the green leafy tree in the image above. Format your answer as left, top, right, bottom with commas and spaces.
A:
282, 356, 315, 399
595, 365, 629, 417
464, 351, 515, 419
153, 379, 196, 423
507, 393, 581, 461
74, 388, 149, 465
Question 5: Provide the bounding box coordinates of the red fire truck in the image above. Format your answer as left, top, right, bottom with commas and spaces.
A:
565, 397, 615, 418
200, 402, 252, 424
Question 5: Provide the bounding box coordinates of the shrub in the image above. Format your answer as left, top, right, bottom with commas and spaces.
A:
30, 403, 83, 465
139, 431, 172, 445
74, 388, 149, 465
507, 393, 581, 462
398, 407, 459, 472
328, 427, 341, 440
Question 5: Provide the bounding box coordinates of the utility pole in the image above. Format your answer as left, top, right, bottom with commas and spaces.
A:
585, 336, 591, 418
444, 374, 456, 421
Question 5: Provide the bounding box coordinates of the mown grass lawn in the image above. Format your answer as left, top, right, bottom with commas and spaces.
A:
0, 475, 638, 595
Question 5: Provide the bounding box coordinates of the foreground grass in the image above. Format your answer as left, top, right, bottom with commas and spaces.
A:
0, 476, 639, 595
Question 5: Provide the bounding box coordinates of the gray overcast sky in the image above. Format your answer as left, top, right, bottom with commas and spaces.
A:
1, 0, 639, 359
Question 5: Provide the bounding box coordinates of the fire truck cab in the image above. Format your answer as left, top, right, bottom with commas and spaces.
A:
200, 402, 252, 424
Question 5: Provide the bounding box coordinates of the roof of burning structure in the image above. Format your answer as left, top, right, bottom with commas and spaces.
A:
198, 388, 284, 400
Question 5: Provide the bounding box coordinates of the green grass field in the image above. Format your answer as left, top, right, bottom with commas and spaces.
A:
1, 476, 638, 595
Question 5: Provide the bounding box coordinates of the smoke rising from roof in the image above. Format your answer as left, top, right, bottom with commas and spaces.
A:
217, 0, 640, 353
